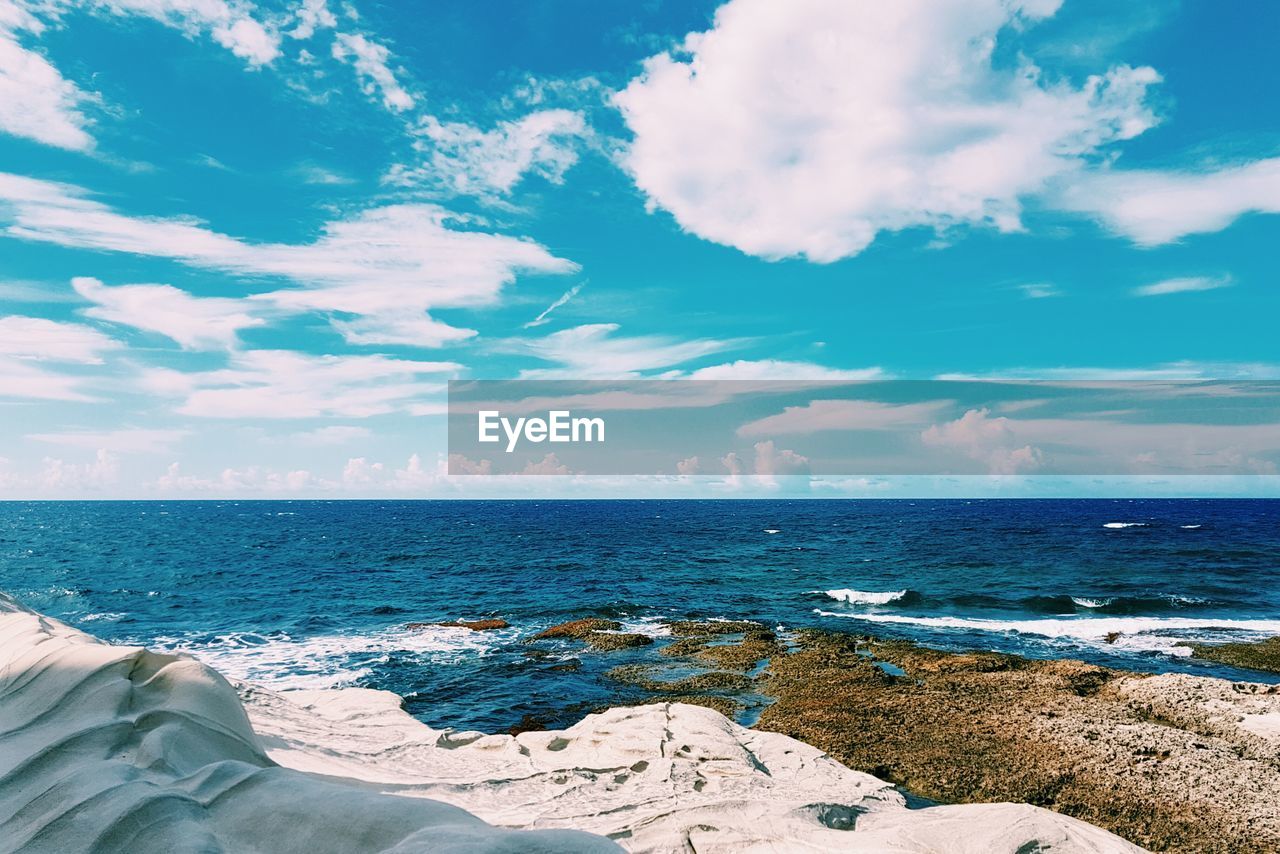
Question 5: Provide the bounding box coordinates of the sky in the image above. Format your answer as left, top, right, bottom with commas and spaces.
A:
1, 0, 1278, 498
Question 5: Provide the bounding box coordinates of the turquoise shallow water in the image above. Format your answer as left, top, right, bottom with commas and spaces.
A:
2, 499, 1278, 731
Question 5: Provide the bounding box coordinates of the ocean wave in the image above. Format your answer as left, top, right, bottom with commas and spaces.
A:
1102, 522, 1148, 529
150, 623, 509, 690
1181, 524, 1202, 529
814, 610, 1280, 656
821, 588, 912, 606
1065, 594, 1209, 613
78, 612, 127, 623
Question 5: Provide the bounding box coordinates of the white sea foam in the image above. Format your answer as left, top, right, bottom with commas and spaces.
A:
1102, 522, 1148, 529
814, 610, 1280, 657
78, 612, 126, 623
1071, 597, 1113, 609
764, 529, 781, 534
1181, 524, 1202, 529
615, 616, 674, 638
150, 624, 507, 690
822, 589, 908, 605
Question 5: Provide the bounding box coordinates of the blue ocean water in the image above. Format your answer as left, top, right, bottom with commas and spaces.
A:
2, 499, 1278, 732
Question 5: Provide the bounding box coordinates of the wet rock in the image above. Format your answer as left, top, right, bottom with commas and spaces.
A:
583, 632, 653, 651
408, 618, 509, 631
753, 630, 1280, 854
659, 620, 783, 670
607, 663, 753, 694
664, 619, 762, 637
1190, 635, 1280, 674
531, 618, 623, 640
549, 659, 582, 673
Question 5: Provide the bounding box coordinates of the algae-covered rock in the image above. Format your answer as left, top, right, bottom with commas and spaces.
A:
409, 618, 510, 631
753, 630, 1280, 854
583, 631, 653, 651
1190, 635, 1280, 674
531, 618, 622, 640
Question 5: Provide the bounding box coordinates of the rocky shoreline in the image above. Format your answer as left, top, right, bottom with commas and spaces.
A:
530, 619, 1280, 853
2, 592, 1145, 853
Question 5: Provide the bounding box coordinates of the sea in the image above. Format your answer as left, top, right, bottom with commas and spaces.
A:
2, 499, 1278, 732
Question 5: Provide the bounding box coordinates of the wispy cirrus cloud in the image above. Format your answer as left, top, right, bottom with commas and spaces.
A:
0, 171, 577, 346
390, 109, 590, 197
331, 31, 413, 111
72, 276, 264, 349
502, 323, 745, 378
1018, 283, 1061, 299
1132, 275, 1232, 297
285, 425, 371, 446
0, 3, 95, 150
1058, 160, 1280, 246
524, 283, 583, 328
26, 427, 188, 453
0, 0, 282, 153
0, 314, 120, 363
0, 314, 121, 401
678, 360, 883, 381
738, 399, 947, 437
91, 0, 281, 67
141, 350, 459, 418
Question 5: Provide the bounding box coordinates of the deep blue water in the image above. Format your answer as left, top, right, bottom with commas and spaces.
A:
2, 499, 1279, 732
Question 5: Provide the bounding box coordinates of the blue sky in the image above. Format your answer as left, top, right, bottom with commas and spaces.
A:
1, 0, 1278, 497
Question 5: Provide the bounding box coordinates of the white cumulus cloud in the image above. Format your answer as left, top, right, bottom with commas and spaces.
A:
615, 0, 1160, 262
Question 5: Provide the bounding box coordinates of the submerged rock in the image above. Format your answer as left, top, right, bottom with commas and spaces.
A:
659, 620, 782, 671
527, 618, 652, 652
408, 618, 510, 631
607, 663, 754, 694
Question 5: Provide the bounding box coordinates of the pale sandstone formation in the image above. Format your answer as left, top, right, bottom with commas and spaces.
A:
1, 593, 1143, 853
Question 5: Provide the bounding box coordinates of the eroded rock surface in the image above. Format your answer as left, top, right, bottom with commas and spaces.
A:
749, 631, 1280, 854
0, 594, 1142, 853
0, 593, 612, 854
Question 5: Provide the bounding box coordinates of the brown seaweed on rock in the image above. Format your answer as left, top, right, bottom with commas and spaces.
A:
531, 618, 622, 640
1190, 635, 1280, 674
659, 620, 783, 671
526, 618, 652, 652
583, 632, 653, 651
408, 618, 510, 631
753, 630, 1280, 854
